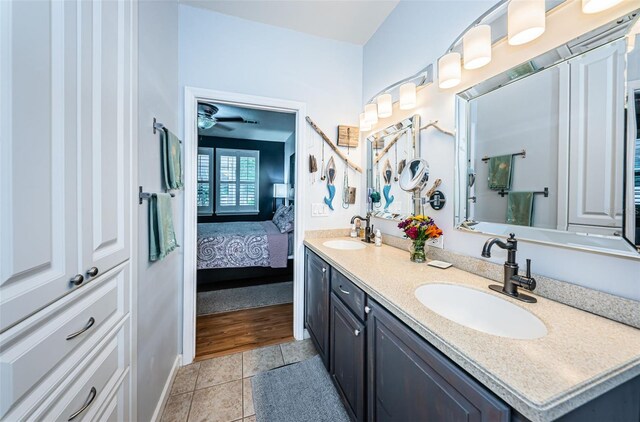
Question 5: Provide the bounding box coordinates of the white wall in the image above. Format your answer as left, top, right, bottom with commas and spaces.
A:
363, 1, 640, 300
137, 2, 182, 421
179, 5, 364, 228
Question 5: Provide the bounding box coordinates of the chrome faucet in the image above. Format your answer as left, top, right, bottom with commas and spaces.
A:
351, 213, 375, 243
481, 233, 537, 303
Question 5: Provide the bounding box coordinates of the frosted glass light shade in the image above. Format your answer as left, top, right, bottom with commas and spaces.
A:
359, 113, 371, 131
399, 83, 417, 110
508, 0, 546, 46
463, 25, 492, 70
273, 183, 288, 198
438, 52, 461, 89
377, 93, 393, 118
581, 0, 623, 14
364, 103, 378, 124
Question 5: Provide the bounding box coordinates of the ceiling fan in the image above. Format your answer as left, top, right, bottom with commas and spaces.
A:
197, 103, 259, 131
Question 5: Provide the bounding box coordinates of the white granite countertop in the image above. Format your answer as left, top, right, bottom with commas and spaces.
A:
304, 237, 640, 422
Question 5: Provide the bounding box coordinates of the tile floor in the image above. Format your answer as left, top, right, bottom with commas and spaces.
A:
161, 338, 318, 422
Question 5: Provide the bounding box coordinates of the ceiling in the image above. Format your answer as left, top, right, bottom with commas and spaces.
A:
180, 0, 399, 45
197, 102, 296, 142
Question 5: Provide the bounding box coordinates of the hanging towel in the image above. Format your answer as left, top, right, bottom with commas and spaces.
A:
149, 193, 178, 261
488, 154, 513, 190
161, 128, 184, 191
506, 192, 534, 226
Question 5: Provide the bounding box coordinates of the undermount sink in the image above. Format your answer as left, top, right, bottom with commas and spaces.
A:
415, 283, 547, 340
323, 240, 367, 250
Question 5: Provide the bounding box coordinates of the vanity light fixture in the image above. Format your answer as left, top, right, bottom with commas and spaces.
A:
359, 113, 371, 131
377, 93, 393, 118
463, 25, 492, 69
399, 83, 417, 110
581, 0, 623, 14
365, 103, 378, 124
507, 0, 546, 46
438, 52, 462, 89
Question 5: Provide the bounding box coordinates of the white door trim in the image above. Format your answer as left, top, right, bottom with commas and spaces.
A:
182, 87, 307, 365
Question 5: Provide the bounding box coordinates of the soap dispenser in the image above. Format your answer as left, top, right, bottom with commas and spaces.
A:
375, 229, 382, 247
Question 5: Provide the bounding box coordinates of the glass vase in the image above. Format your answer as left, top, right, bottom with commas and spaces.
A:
410, 240, 427, 263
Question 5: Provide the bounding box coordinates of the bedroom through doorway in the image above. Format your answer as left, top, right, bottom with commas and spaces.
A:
193, 101, 297, 361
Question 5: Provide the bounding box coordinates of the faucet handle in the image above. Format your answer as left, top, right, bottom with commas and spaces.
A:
509, 233, 516, 240
525, 258, 531, 278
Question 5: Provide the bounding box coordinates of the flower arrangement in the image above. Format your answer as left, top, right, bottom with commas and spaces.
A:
398, 215, 442, 262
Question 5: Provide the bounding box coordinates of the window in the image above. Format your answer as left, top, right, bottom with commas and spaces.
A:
216, 148, 260, 214
197, 147, 214, 215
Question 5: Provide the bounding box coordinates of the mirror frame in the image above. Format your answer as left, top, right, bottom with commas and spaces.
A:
454, 10, 640, 259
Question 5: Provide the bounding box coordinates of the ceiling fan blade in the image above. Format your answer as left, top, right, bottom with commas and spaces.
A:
215, 116, 245, 123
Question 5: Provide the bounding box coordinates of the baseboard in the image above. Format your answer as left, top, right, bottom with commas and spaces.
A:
150, 354, 182, 422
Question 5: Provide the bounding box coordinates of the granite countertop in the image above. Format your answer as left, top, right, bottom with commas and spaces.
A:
304, 237, 640, 422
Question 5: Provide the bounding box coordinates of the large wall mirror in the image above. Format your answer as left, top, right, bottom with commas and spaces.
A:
454, 9, 640, 258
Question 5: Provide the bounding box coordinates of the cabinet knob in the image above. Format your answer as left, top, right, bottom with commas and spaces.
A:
365, 306, 371, 314
86, 267, 99, 277
354, 329, 361, 336
70, 274, 84, 286
322, 267, 327, 273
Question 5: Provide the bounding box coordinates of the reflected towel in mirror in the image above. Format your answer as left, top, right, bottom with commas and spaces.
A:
488, 154, 513, 190
506, 192, 534, 226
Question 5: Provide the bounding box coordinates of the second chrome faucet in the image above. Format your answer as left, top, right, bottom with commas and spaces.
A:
481, 233, 537, 303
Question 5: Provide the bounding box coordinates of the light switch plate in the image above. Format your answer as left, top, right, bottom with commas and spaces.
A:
312, 203, 329, 217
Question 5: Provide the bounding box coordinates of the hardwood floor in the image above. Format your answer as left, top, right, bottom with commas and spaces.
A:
195, 303, 294, 361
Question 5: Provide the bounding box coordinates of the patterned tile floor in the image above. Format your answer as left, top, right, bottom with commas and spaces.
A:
161, 339, 318, 422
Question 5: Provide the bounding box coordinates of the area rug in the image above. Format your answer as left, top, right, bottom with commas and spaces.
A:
251, 355, 350, 422
197, 281, 293, 316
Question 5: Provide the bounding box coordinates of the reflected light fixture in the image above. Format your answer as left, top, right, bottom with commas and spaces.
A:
359, 112, 371, 131
508, 0, 546, 46
399, 83, 417, 110
377, 93, 393, 118
463, 25, 492, 69
365, 103, 378, 124
581, 0, 623, 14
438, 52, 461, 89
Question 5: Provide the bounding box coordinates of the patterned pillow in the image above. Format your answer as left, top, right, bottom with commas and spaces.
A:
273, 205, 294, 233
273, 204, 288, 223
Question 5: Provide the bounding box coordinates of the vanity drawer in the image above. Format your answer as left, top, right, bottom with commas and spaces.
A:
331, 270, 366, 321
0, 263, 129, 418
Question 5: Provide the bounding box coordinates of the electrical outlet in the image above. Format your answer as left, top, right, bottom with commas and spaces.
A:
427, 235, 444, 249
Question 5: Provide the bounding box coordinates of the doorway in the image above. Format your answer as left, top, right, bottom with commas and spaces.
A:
182, 87, 307, 364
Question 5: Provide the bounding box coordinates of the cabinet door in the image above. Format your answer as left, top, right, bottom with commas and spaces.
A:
78, 0, 132, 277
0, 1, 80, 332
304, 249, 330, 368
330, 293, 365, 422
367, 300, 510, 422
568, 40, 624, 232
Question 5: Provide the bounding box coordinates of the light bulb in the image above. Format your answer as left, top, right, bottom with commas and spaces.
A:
463, 25, 492, 70
508, 0, 546, 46
399, 83, 417, 110
377, 94, 393, 118
581, 0, 623, 14
438, 52, 461, 89
364, 103, 378, 124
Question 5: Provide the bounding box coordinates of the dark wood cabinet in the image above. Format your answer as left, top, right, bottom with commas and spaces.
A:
366, 299, 511, 422
304, 249, 331, 368
330, 293, 366, 422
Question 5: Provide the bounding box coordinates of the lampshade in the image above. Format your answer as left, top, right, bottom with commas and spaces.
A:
438, 52, 461, 89
377, 93, 393, 118
463, 25, 492, 70
364, 103, 378, 124
359, 113, 371, 131
581, 0, 623, 14
273, 183, 288, 199
508, 0, 546, 46
399, 83, 417, 110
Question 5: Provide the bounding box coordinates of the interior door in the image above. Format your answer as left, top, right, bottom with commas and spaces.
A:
0, 1, 79, 332
78, 0, 132, 278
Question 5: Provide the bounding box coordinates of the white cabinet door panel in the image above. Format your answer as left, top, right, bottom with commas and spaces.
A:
0, 1, 79, 332
79, 0, 132, 277
568, 41, 624, 231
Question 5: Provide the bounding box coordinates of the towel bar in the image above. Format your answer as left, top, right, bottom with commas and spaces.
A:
139, 186, 175, 205
481, 149, 526, 162
497, 187, 548, 198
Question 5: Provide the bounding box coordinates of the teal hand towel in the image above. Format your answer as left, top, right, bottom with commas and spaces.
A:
506, 192, 534, 226
488, 155, 513, 190
161, 128, 184, 191
149, 193, 178, 261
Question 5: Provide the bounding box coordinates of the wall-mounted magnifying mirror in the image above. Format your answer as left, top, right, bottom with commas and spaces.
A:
399, 158, 429, 191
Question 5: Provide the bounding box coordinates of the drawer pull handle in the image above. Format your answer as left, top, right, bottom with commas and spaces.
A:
66, 317, 95, 340
86, 267, 99, 277
68, 386, 97, 421
354, 329, 360, 336
338, 285, 350, 295
70, 274, 84, 286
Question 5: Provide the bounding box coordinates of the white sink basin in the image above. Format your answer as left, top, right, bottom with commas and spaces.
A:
323, 240, 367, 250
414, 283, 547, 340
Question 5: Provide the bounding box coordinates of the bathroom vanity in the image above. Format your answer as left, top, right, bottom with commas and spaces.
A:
304, 240, 640, 422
